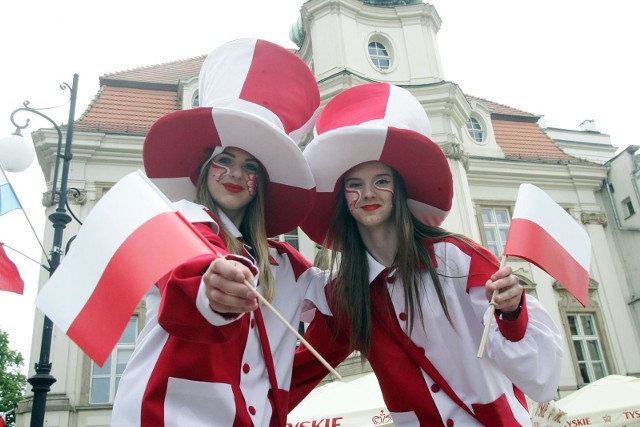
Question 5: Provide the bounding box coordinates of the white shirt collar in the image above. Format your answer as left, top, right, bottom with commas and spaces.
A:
366, 251, 387, 284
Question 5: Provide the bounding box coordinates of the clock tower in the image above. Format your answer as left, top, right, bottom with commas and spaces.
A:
292, 0, 481, 239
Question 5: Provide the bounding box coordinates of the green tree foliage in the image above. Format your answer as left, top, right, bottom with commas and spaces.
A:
0, 329, 26, 426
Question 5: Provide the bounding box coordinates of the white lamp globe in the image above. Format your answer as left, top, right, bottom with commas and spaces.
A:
0, 131, 35, 172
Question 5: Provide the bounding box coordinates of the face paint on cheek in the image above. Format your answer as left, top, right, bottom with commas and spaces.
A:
374, 183, 394, 196
345, 188, 361, 211
246, 173, 258, 197
210, 162, 229, 181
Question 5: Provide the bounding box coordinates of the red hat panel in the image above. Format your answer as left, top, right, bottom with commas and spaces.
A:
199, 38, 320, 142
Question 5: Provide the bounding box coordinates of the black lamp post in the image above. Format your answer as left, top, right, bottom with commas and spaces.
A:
0, 74, 79, 427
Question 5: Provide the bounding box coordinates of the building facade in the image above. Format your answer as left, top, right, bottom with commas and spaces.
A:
16, 0, 640, 425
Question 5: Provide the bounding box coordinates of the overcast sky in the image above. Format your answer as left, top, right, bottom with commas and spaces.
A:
1, 1, 638, 374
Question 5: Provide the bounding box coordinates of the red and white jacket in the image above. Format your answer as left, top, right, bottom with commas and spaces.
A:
112, 201, 329, 426
290, 237, 563, 427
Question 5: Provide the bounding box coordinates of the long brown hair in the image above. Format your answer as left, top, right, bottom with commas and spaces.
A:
325, 169, 470, 356
195, 154, 276, 301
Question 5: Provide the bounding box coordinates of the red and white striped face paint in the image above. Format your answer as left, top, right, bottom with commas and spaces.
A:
343, 161, 395, 230
210, 148, 260, 196
207, 147, 262, 224
209, 161, 229, 181
246, 173, 258, 197
344, 176, 394, 210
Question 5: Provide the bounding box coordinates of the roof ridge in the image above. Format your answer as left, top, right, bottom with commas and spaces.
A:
103, 54, 207, 78
466, 94, 538, 117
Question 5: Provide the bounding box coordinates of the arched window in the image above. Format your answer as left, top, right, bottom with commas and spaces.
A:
466, 117, 484, 143
368, 41, 391, 71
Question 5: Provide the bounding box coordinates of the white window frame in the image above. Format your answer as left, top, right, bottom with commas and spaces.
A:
479, 206, 511, 258
366, 33, 395, 73
622, 196, 636, 218
567, 313, 609, 384
466, 116, 485, 144
276, 228, 300, 251
89, 316, 139, 404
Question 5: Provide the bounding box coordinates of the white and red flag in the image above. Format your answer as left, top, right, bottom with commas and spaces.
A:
35, 171, 214, 366
503, 184, 591, 307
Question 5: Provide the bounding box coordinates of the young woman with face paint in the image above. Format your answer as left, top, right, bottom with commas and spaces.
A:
111, 39, 330, 427
288, 83, 564, 427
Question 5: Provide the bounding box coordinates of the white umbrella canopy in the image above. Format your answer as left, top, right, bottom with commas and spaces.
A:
287, 373, 394, 427
554, 375, 640, 426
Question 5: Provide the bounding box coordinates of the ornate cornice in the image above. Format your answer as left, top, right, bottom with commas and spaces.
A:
440, 142, 469, 170
581, 212, 608, 227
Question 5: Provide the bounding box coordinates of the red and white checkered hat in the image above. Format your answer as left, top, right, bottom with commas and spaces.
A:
144, 38, 320, 237
301, 82, 453, 245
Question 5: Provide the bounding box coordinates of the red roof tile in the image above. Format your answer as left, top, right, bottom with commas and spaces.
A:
75, 87, 178, 135
467, 95, 593, 165
491, 119, 581, 164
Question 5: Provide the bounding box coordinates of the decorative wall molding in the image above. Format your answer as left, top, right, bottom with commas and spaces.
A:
581, 212, 608, 227
440, 142, 469, 170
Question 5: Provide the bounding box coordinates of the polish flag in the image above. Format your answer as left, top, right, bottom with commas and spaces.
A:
35, 171, 214, 366
0, 243, 24, 294
503, 184, 591, 307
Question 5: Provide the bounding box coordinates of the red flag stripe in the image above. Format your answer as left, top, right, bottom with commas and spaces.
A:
504, 218, 589, 306
66, 212, 213, 366
0, 244, 24, 294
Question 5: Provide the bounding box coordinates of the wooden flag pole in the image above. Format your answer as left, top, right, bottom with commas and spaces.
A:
477, 256, 507, 358
215, 252, 343, 380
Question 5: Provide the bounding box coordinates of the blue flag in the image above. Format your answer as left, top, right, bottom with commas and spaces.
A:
0, 167, 22, 216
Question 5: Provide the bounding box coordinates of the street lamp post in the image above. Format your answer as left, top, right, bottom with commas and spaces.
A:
0, 74, 79, 427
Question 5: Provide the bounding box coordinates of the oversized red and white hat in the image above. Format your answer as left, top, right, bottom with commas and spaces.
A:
144, 38, 320, 237
301, 82, 453, 245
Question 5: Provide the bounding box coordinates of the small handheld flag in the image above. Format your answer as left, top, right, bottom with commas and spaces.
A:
478, 184, 591, 358
504, 184, 591, 307
35, 171, 215, 366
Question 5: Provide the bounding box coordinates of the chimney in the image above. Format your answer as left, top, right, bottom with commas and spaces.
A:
537, 115, 547, 129
579, 119, 598, 132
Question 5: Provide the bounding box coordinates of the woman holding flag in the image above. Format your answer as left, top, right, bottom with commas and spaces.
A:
112, 39, 330, 426
287, 83, 564, 426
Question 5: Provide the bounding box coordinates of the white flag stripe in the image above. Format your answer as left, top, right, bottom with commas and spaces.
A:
511, 184, 590, 270
199, 38, 255, 106
36, 171, 174, 331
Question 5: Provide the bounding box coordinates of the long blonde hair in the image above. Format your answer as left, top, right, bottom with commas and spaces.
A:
195, 155, 276, 301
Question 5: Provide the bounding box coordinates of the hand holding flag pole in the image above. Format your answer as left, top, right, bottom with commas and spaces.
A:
36, 170, 343, 380
477, 184, 591, 358
477, 256, 507, 358
213, 251, 343, 381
